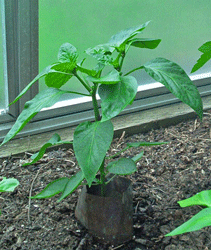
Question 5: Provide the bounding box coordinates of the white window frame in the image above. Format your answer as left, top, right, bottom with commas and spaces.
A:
0, 0, 211, 141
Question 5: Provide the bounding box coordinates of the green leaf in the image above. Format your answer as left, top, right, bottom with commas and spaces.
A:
58, 171, 84, 202
132, 151, 144, 163
1, 88, 70, 146
87, 70, 120, 84
99, 75, 138, 121
23, 133, 72, 166
166, 208, 211, 236
44, 43, 79, 88
198, 41, 211, 53
128, 141, 169, 147
107, 158, 137, 175
143, 58, 203, 120
31, 171, 84, 201
191, 52, 211, 73
45, 63, 75, 88
109, 21, 150, 51
73, 120, 114, 186
77, 64, 97, 77
0, 177, 19, 192
58, 43, 78, 63
85, 43, 114, 64
178, 190, 211, 208
191, 41, 211, 73
129, 38, 161, 49
31, 177, 69, 199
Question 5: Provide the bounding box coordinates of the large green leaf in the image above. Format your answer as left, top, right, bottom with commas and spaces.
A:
178, 190, 211, 208
107, 158, 137, 175
87, 70, 120, 84
129, 38, 161, 50
23, 133, 72, 166
73, 120, 114, 186
99, 75, 138, 121
143, 58, 203, 120
31, 171, 84, 201
191, 41, 211, 73
109, 21, 150, 51
58, 43, 78, 63
0, 177, 19, 192
1, 88, 70, 146
166, 208, 211, 236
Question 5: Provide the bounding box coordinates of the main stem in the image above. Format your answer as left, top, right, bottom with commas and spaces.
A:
91, 83, 106, 196
91, 83, 101, 121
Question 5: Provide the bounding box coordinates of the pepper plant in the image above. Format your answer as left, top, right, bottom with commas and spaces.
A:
0, 21, 203, 200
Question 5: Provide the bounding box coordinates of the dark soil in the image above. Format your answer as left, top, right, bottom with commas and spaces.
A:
1, 111, 211, 250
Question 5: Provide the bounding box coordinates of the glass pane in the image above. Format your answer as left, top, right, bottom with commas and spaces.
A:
0, 0, 7, 112
39, 0, 211, 97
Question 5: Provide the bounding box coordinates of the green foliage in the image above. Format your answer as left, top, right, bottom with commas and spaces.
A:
23, 133, 72, 166
45, 43, 79, 88
31, 171, 84, 202
108, 21, 150, 51
99, 76, 138, 121
1, 88, 73, 146
58, 43, 78, 63
44, 63, 73, 88
0, 177, 19, 192
0, 177, 19, 215
73, 120, 113, 186
166, 190, 211, 236
1, 22, 203, 202
132, 151, 144, 163
191, 41, 211, 73
129, 38, 161, 49
87, 70, 120, 84
107, 158, 137, 175
127, 141, 169, 148
85, 43, 114, 66
143, 58, 203, 120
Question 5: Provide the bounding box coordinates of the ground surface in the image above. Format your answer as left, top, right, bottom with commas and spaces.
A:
0, 110, 211, 250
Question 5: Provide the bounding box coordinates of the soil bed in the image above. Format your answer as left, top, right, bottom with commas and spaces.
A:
1, 110, 211, 250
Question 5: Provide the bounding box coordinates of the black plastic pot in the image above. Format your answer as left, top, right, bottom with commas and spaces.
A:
75, 176, 133, 245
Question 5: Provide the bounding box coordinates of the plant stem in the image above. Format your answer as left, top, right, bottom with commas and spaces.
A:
91, 82, 107, 196
91, 83, 101, 121
119, 51, 125, 72
114, 51, 126, 72
99, 159, 106, 197
73, 71, 92, 93
65, 90, 91, 97
124, 65, 144, 76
